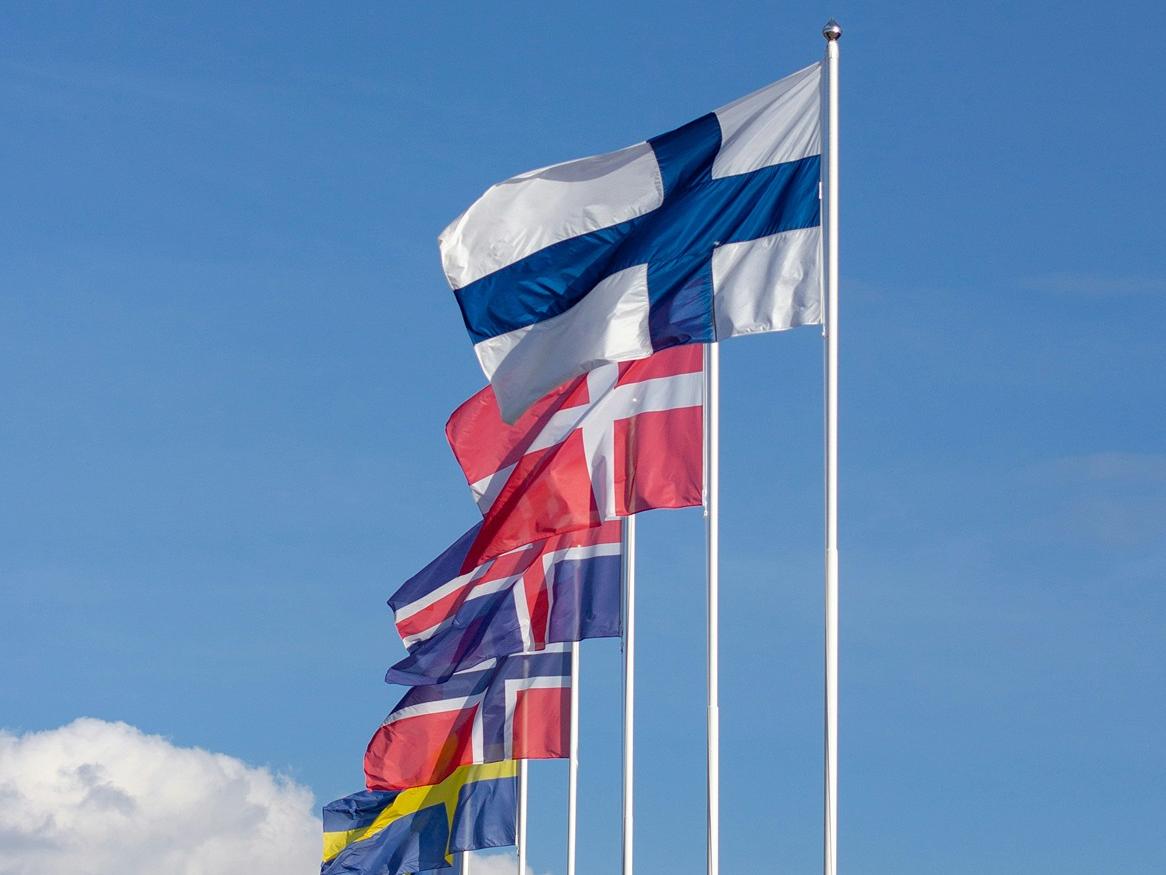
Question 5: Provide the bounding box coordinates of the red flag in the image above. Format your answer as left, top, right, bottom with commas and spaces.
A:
366, 648, 570, 791
447, 345, 703, 567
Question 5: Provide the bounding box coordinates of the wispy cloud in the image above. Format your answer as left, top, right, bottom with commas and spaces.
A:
0, 719, 318, 875
1054, 451, 1166, 484
1019, 272, 1166, 296
1027, 452, 1166, 548
0, 58, 301, 127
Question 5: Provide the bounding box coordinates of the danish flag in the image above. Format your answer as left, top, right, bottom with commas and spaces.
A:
366, 647, 571, 792
447, 344, 703, 565
387, 520, 622, 687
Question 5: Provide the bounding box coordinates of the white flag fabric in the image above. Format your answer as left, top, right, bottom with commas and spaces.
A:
440, 62, 822, 421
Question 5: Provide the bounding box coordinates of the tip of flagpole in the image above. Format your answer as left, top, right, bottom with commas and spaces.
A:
822, 19, 842, 40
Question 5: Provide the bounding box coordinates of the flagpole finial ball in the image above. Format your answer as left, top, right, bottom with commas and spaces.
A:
822, 19, 842, 40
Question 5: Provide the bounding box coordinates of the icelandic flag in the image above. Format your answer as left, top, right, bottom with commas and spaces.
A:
387, 520, 622, 686
322, 761, 517, 875
366, 648, 571, 792
448, 344, 702, 564
440, 62, 822, 421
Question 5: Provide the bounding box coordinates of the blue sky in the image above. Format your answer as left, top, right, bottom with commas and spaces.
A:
2, 2, 1164, 873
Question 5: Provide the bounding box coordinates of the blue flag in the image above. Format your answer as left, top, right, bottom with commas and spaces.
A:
321, 761, 517, 875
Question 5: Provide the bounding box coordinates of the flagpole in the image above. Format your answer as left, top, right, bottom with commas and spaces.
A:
567, 642, 580, 875
518, 759, 528, 875
703, 341, 720, 875
621, 514, 636, 875
821, 19, 842, 875
462, 850, 471, 875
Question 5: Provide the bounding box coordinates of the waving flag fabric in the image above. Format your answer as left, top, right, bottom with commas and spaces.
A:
388, 520, 621, 686
367, 647, 570, 791
440, 62, 822, 421
322, 761, 516, 875
449, 344, 702, 564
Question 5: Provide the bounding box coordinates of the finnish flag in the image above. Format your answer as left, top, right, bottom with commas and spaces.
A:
440, 62, 823, 421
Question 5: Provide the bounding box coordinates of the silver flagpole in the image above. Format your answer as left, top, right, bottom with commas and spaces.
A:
518, 759, 528, 875
704, 341, 720, 875
821, 18, 842, 875
621, 514, 636, 875
462, 850, 471, 875
567, 642, 580, 875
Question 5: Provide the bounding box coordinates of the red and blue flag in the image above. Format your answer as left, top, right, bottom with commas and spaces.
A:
387, 520, 621, 687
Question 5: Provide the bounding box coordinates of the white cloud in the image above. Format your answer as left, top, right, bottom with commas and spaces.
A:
467, 849, 545, 875
0, 718, 318, 875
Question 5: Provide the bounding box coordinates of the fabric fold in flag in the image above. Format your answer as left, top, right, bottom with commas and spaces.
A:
388, 520, 621, 686
440, 61, 822, 421
322, 761, 517, 875
367, 647, 570, 792
448, 344, 703, 565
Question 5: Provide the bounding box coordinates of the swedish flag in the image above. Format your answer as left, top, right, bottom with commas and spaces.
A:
322, 761, 517, 875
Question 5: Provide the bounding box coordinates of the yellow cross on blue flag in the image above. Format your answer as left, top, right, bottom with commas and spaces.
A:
321, 761, 517, 875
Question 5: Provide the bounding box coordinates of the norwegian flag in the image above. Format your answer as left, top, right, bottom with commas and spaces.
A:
387, 520, 622, 687
447, 344, 703, 565
365, 647, 571, 792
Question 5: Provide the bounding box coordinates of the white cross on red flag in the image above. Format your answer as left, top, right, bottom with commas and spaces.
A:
446, 345, 704, 567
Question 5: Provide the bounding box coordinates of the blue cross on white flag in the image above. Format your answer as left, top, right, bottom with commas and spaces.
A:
440, 61, 823, 421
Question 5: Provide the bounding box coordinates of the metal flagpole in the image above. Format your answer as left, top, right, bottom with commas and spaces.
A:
462, 850, 471, 875
518, 759, 528, 875
704, 342, 720, 875
821, 18, 842, 875
621, 514, 636, 875
567, 642, 580, 875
